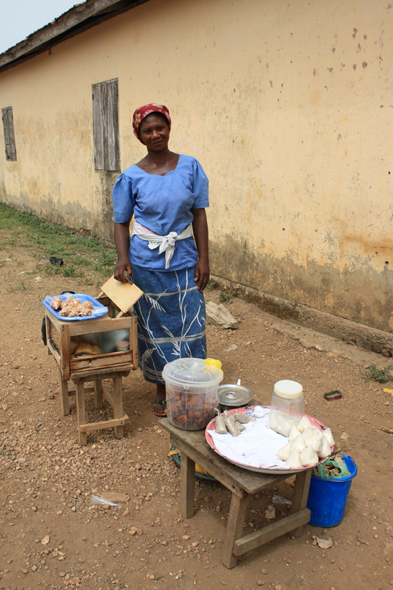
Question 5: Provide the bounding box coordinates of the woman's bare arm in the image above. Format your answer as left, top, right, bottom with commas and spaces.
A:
192, 208, 210, 291
114, 221, 132, 283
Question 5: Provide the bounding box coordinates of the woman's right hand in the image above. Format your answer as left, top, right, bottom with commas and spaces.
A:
114, 258, 132, 283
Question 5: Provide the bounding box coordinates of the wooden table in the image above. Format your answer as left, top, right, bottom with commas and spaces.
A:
160, 418, 311, 568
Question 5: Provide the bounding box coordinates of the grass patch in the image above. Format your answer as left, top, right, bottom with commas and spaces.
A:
365, 364, 391, 383
0, 203, 117, 281
219, 290, 238, 303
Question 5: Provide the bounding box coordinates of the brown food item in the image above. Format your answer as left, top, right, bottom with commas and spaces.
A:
50, 296, 62, 311
74, 341, 100, 356
166, 387, 217, 430
59, 308, 71, 317
55, 296, 95, 317
81, 301, 94, 310
79, 308, 92, 317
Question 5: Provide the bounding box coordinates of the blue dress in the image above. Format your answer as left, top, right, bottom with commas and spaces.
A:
112, 155, 209, 384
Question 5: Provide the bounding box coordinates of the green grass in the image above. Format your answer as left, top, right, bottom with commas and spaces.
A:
0, 203, 117, 281
365, 364, 391, 383
219, 290, 238, 303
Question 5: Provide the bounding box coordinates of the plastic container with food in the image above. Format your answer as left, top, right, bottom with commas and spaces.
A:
162, 358, 223, 430
269, 379, 304, 436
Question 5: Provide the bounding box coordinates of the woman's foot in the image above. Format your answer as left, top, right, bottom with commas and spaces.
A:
153, 383, 167, 417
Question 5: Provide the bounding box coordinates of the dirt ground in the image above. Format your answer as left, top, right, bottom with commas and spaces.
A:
1, 243, 393, 590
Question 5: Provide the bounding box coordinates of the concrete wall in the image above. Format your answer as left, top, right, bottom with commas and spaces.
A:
0, 0, 392, 333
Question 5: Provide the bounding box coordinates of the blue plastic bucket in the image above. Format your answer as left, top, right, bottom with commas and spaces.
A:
307, 455, 357, 527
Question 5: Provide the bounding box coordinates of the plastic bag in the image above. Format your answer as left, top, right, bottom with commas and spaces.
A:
90, 495, 120, 508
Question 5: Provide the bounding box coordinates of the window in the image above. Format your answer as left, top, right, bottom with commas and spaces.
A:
2, 106, 17, 161
92, 79, 120, 171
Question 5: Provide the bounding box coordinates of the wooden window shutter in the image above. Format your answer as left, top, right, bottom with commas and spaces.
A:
92, 79, 120, 171
2, 106, 17, 161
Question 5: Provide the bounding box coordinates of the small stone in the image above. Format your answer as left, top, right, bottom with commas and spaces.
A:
59, 572, 66, 578
41, 535, 49, 545
257, 580, 265, 586
182, 535, 191, 540
261, 569, 268, 574
57, 511, 63, 516
32, 565, 37, 571
71, 506, 76, 512
32, 506, 37, 512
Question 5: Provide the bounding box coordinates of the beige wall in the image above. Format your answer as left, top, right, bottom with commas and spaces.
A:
0, 0, 392, 332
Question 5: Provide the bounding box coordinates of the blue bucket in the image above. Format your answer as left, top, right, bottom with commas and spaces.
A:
307, 455, 357, 527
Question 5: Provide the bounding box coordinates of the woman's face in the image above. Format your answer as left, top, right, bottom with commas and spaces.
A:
139, 113, 170, 151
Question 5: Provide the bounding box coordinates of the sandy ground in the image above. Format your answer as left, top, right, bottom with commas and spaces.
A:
1, 244, 393, 590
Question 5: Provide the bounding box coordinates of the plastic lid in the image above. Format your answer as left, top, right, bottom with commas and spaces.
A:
162, 358, 223, 387
274, 380, 303, 399
218, 384, 252, 407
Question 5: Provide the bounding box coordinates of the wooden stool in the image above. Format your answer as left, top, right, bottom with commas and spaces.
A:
70, 366, 131, 445
160, 418, 311, 569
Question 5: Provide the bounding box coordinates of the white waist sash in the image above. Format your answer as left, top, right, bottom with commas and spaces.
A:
132, 221, 193, 269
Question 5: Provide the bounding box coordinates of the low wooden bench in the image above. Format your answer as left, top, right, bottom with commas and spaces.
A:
160, 418, 311, 569
70, 365, 131, 446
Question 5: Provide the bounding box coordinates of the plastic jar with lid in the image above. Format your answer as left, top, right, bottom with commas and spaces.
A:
269, 380, 304, 436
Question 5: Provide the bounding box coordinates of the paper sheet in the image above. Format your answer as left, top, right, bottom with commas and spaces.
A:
210, 408, 289, 469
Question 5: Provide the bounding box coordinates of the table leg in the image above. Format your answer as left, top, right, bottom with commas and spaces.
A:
222, 492, 249, 569
94, 379, 103, 409
291, 468, 311, 537
180, 453, 196, 519
60, 376, 70, 416
113, 376, 124, 439
76, 382, 87, 446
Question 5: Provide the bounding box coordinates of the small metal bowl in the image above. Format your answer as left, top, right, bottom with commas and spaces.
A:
218, 384, 253, 412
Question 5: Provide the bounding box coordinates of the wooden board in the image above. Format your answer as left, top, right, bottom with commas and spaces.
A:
100, 276, 143, 314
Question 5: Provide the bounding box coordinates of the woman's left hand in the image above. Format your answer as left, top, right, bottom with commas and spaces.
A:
195, 258, 210, 291
192, 208, 210, 292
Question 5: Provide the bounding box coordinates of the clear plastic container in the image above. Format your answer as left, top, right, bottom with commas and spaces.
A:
162, 358, 223, 430
269, 379, 304, 436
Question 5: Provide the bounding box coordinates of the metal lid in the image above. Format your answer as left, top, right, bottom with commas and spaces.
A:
218, 384, 252, 407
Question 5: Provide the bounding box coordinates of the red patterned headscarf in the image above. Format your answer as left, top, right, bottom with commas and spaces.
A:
132, 103, 171, 143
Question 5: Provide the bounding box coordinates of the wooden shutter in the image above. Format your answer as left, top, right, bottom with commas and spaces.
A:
92, 79, 120, 171
2, 106, 17, 161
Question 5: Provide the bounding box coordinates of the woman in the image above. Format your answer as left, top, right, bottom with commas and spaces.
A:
112, 103, 210, 416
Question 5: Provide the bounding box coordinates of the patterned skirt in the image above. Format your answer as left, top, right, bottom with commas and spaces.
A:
131, 265, 207, 384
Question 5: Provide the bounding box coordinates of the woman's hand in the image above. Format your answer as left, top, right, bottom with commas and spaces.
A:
114, 258, 132, 283
192, 208, 210, 291
114, 221, 132, 283
194, 258, 210, 291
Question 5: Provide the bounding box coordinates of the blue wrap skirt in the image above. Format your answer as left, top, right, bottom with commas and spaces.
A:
131, 265, 207, 384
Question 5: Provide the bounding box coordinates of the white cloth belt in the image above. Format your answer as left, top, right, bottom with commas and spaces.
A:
132, 221, 193, 269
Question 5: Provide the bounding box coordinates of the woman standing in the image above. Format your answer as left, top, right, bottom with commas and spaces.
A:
112, 104, 210, 416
